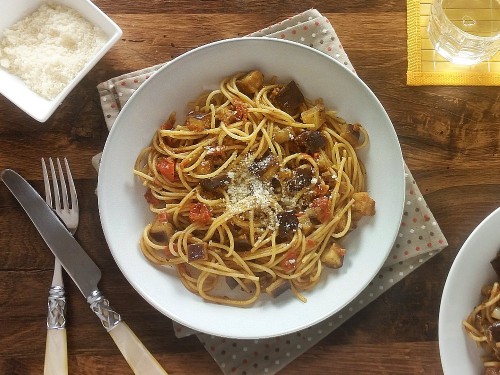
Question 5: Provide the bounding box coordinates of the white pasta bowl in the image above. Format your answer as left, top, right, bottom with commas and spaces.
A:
97, 37, 405, 339
439, 207, 500, 374
0, 0, 122, 122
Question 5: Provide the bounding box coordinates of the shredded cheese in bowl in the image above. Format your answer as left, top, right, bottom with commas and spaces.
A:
0, 2, 107, 100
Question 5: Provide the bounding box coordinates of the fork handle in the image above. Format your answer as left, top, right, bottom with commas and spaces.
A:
44, 328, 68, 375
44, 285, 67, 375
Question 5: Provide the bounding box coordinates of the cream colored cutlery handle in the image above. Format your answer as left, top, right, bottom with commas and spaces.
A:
44, 328, 68, 375
108, 321, 168, 375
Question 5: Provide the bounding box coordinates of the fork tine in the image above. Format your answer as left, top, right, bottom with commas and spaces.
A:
48, 158, 61, 211
41, 158, 52, 206
63, 157, 78, 211
42, 157, 79, 234
56, 158, 69, 211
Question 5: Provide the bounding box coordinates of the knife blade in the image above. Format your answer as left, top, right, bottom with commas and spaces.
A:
1, 169, 168, 375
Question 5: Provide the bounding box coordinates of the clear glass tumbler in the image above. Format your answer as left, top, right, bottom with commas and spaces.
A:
428, 0, 500, 65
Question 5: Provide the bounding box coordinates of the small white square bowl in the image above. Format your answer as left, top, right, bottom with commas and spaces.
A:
0, 0, 122, 122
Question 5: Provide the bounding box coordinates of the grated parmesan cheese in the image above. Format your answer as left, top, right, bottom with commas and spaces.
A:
226, 157, 281, 229
0, 2, 107, 99
223, 155, 322, 231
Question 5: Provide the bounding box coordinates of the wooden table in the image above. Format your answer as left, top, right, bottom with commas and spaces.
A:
1, 1, 499, 374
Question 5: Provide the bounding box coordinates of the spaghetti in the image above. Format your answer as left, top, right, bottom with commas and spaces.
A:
134, 70, 375, 307
463, 253, 500, 372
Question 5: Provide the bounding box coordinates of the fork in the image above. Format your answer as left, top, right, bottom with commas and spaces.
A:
42, 157, 79, 375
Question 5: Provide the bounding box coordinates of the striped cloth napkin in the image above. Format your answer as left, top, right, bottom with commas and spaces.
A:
95, 9, 448, 374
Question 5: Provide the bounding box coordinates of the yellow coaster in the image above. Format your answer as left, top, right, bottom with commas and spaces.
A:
407, 0, 500, 85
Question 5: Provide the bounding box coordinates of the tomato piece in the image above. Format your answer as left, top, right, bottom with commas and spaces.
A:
189, 202, 212, 224
314, 182, 329, 196
156, 157, 176, 182
280, 250, 299, 272
337, 246, 346, 257
206, 145, 226, 158
306, 239, 316, 249
311, 196, 330, 223
233, 99, 248, 122
157, 212, 169, 223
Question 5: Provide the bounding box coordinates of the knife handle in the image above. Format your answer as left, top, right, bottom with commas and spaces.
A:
108, 321, 168, 375
44, 328, 68, 375
88, 290, 168, 375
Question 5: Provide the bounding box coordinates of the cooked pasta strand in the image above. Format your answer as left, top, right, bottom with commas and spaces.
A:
134, 70, 374, 307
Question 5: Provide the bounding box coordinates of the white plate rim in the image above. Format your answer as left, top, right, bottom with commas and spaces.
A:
439, 206, 500, 374
97, 37, 405, 339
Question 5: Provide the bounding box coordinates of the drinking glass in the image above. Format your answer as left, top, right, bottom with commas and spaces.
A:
427, 0, 500, 65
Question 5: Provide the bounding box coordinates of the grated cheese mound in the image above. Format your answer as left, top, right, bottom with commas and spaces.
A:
0, 2, 107, 99
226, 156, 281, 230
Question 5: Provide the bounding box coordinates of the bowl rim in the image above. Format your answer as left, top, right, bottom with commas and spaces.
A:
438, 206, 500, 374
0, 0, 122, 122
98, 36, 406, 339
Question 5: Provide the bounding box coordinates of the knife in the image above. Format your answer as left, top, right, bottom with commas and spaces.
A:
1, 169, 168, 375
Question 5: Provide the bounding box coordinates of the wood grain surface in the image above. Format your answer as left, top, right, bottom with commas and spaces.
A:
1, 1, 499, 374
